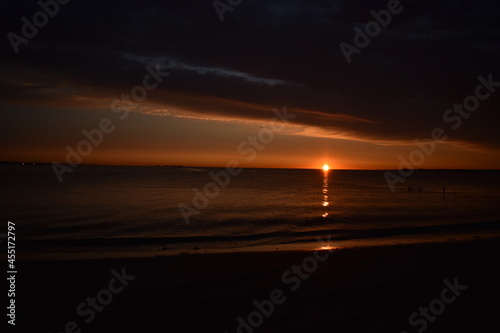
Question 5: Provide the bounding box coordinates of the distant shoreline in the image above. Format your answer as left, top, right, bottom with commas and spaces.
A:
1, 161, 499, 171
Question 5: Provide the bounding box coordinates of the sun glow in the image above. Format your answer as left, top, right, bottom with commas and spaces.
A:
315, 245, 340, 251
322, 164, 330, 171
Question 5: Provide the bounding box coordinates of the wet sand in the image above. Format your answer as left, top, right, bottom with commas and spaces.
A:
15, 238, 500, 332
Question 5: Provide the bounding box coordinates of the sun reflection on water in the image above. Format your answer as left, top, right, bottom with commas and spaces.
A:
322, 167, 330, 217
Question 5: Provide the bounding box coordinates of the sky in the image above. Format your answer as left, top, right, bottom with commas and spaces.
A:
1, 0, 500, 169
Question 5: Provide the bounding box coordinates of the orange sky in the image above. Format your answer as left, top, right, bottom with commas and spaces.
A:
2, 0, 500, 170
1, 100, 499, 170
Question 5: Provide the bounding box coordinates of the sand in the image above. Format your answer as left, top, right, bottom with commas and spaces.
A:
14, 238, 500, 332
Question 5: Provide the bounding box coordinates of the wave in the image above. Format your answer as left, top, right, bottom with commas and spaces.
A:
23, 219, 500, 248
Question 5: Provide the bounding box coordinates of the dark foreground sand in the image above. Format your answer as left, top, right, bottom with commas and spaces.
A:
13, 239, 500, 332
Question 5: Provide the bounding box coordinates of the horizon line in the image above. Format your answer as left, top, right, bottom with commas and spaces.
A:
1, 161, 500, 171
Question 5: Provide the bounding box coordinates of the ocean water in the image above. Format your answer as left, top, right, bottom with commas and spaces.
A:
2, 165, 500, 258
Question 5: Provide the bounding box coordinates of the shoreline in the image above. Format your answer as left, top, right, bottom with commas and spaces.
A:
15, 237, 500, 332
17, 221, 500, 260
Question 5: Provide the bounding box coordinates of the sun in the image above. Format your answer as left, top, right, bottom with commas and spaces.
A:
323, 164, 330, 171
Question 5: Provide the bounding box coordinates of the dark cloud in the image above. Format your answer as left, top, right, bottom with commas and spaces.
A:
1, 0, 500, 152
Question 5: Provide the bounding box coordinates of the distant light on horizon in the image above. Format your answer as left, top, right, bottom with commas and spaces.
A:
323, 164, 330, 172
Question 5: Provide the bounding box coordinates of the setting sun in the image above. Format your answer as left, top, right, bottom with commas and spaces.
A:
323, 164, 330, 171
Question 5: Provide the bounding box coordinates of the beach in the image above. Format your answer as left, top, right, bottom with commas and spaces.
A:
16, 237, 500, 332
4, 167, 500, 332
4, 0, 500, 331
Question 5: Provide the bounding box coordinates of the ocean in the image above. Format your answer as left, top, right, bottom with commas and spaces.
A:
2, 165, 500, 258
